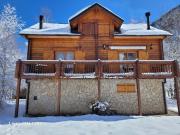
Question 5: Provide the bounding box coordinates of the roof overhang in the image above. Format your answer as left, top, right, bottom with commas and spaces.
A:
113, 35, 167, 39
69, 3, 124, 28
21, 34, 81, 39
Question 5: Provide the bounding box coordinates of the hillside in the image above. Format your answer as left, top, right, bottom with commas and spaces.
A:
152, 5, 180, 61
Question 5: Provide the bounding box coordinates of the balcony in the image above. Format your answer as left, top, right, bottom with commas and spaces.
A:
15, 59, 179, 79
14, 59, 180, 117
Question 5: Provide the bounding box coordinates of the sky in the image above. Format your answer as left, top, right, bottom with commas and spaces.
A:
0, 0, 179, 52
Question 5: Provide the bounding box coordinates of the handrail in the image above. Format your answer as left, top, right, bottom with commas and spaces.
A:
15, 59, 178, 79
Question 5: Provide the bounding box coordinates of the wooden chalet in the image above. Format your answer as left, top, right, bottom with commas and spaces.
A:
15, 3, 180, 117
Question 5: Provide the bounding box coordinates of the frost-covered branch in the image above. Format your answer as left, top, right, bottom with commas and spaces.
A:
0, 4, 24, 105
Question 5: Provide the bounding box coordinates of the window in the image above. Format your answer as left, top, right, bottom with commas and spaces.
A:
119, 52, 137, 60
119, 52, 137, 72
56, 52, 74, 60
56, 52, 74, 73
117, 84, 136, 93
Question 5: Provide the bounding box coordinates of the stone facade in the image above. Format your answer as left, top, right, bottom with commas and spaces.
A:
28, 79, 58, 115
100, 79, 138, 114
60, 79, 98, 114
140, 79, 165, 114
28, 78, 165, 115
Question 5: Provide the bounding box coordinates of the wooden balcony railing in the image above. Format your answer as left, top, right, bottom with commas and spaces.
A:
15, 59, 179, 79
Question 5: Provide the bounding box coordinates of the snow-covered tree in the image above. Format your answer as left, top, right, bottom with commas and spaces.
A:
0, 4, 24, 105
152, 5, 180, 98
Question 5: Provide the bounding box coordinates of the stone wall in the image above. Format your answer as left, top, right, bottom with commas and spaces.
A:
100, 79, 138, 114
60, 79, 98, 114
28, 78, 165, 115
140, 79, 165, 114
28, 79, 58, 115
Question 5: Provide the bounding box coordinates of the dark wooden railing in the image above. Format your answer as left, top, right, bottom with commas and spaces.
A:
15, 59, 179, 79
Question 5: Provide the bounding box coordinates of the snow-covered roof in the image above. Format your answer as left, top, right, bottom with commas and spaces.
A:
69, 3, 124, 22
20, 23, 172, 36
116, 23, 172, 36
20, 23, 80, 36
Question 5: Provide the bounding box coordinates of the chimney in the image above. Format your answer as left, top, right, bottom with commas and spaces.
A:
145, 12, 151, 30
39, 15, 44, 29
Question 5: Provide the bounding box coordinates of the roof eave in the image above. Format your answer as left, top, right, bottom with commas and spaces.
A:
20, 33, 81, 39
69, 3, 124, 23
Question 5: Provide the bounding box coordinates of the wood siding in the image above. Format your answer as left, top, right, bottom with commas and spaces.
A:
28, 6, 164, 61
29, 37, 163, 61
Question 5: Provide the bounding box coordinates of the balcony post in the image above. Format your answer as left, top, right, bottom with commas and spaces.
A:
136, 59, 142, 115
55, 60, 61, 115
174, 60, 180, 116
97, 59, 102, 100
14, 59, 22, 117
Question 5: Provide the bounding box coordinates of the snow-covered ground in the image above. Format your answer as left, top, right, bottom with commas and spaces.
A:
0, 100, 180, 135
166, 97, 178, 113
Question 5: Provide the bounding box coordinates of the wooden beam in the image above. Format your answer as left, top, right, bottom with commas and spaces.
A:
174, 77, 180, 116
136, 60, 142, 115
95, 23, 99, 60
25, 82, 30, 115
114, 35, 166, 39
16, 59, 176, 80
27, 40, 32, 60
55, 60, 61, 115
174, 60, 180, 116
14, 59, 22, 117
97, 59, 102, 99
162, 81, 168, 114
26, 35, 80, 39
56, 79, 61, 115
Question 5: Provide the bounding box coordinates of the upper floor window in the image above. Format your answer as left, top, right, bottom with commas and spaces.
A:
56, 52, 74, 73
56, 52, 74, 60
119, 52, 137, 60
119, 52, 137, 72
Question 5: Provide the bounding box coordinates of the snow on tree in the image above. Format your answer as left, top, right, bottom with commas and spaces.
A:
0, 4, 24, 105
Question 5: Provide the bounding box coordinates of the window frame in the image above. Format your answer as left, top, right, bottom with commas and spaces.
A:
55, 51, 74, 60
119, 51, 138, 60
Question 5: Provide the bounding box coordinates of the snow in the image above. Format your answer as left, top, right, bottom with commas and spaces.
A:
0, 100, 180, 135
20, 23, 172, 36
23, 72, 135, 78
20, 23, 80, 35
64, 72, 96, 78
116, 23, 172, 36
103, 72, 134, 78
166, 97, 178, 113
139, 60, 174, 62
23, 73, 55, 76
68, 4, 94, 21
69, 3, 123, 22
142, 72, 172, 76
